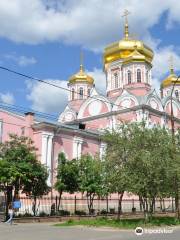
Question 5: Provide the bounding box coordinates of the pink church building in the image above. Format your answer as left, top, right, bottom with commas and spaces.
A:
0, 20, 180, 189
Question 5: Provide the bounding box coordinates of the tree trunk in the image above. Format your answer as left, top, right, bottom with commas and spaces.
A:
117, 192, 124, 220
57, 191, 62, 212
87, 193, 95, 215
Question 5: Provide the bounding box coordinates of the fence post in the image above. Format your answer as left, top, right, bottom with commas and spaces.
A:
74, 195, 77, 214
55, 196, 58, 213
106, 196, 109, 213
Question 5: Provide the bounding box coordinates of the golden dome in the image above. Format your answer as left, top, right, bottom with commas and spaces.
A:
69, 64, 94, 85
122, 47, 152, 65
103, 21, 154, 67
161, 69, 180, 88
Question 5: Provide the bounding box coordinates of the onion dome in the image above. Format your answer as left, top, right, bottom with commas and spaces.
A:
103, 19, 154, 68
161, 68, 179, 88
69, 64, 94, 85
122, 46, 152, 65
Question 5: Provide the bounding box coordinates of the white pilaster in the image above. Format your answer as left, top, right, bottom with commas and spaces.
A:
41, 132, 54, 186
100, 142, 107, 160
73, 136, 83, 159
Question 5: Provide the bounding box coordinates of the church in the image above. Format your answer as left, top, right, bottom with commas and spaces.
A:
0, 17, 180, 188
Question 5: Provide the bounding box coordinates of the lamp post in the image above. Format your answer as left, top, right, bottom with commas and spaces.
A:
170, 75, 180, 219
170, 75, 180, 139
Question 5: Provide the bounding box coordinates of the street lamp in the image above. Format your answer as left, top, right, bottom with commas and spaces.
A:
170, 75, 180, 219
170, 75, 180, 138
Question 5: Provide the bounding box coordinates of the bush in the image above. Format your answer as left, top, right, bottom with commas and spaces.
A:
39, 211, 49, 217
23, 212, 34, 217
57, 210, 70, 216
75, 210, 86, 216
100, 209, 108, 215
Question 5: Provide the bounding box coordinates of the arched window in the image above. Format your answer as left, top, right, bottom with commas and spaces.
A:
175, 90, 179, 99
72, 88, 75, 100
79, 87, 83, 99
114, 73, 118, 88
146, 71, 149, 83
127, 70, 132, 84
88, 88, 91, 97
137, 69, 141, 83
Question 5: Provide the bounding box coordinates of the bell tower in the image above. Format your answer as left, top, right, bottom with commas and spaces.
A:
103, 10, 154, 98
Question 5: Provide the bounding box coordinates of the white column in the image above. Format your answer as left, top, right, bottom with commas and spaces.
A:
100, 142, 107, 160
41, 132, 54, 186
47, 135, 53, 186
41, 133, 48, 165
73, 137, 83, 159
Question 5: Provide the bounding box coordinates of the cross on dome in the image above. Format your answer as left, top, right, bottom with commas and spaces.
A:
169, 55, 174, 74
122, 9, 131, 40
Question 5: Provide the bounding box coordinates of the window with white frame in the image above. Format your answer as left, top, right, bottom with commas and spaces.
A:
79, 87, 83, 99
127, 70, 132, 84
137, 69, 141, 83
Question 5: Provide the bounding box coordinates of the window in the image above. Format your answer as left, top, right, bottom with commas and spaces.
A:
137, 69, 141, 83
72, 88, 75, 100
127, 70, 132, 84
175, 90, 179, 99
114, 73, 118, 88
88, 88, 91, 97
79, 87, 83, 99
146, 71, 149, 83
21, 127, 25, 135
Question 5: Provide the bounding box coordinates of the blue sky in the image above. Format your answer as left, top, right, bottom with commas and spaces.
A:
0, 0, 180, 116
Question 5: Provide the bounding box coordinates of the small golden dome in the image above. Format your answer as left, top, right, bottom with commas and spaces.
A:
103, 21, 154, 67
69, 64, 94, 85
161, 71, 180, 88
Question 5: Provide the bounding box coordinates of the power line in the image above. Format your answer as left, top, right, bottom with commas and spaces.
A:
0, 66, 122, 109
0, 101, 58, 120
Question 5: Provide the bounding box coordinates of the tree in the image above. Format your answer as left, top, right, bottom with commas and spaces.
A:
78, 154, 104, 215
54, 153, 79, 212
103, 122, 180, 221
0, 134, 49, 218
23, 162, 50, 216
103, 124, 132, 219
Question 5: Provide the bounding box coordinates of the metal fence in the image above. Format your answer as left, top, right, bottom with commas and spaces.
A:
12, 196, 175, 216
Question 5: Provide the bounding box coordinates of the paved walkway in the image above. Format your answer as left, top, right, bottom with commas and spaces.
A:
0, 222, 180, 240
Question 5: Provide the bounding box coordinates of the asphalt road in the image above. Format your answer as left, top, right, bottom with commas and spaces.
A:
0, 222, 180, 240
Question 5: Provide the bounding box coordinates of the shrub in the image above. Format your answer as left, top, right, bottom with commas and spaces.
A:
100, 209, 108, 215
57, 210, 70, 216
39, 211, 49, 217
75, 210, 86, 216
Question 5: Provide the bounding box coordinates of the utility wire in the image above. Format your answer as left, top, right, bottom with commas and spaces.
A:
0, 66, 123, 109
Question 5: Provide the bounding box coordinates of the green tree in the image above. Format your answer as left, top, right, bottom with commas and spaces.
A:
103, 124, 132, 219
0, 134, 49, 218
23, 162, 50, 216
78, 154, 104, 215
54, 153, 79, 212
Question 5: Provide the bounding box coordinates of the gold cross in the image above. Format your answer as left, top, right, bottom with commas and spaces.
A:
80, 51, 84, 71
122, 9, 130, 23
168, 55, 174, 74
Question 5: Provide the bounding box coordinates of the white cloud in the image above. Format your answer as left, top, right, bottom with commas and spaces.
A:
0, 0, 179, 50
0, 92, 15, 105
87, 68, 106, 94
4, 53, 37, 67
26, 79, 68, 113
26, 68, 106, 113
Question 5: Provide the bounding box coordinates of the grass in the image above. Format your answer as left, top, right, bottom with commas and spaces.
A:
55, 216, 180, 229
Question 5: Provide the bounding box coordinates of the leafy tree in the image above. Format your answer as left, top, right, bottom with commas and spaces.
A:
78, 154, 104, 215
103, 122, 180, 221
0, 134, 49, 218
103, 124, 133, 219
23, 162, 50, 216
54, 153, 79, 212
